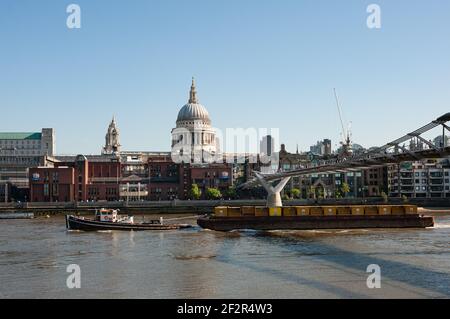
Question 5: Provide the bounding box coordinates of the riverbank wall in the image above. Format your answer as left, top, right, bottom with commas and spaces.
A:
0, 197, 449, 215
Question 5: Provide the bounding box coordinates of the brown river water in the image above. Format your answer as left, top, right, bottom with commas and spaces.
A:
0, 214, 449, 299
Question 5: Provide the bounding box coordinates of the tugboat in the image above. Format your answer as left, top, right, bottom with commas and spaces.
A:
65, 208, 191, 231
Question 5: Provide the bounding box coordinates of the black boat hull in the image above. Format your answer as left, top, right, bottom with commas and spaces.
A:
197, 214, 434, 232
66, 215, 190, 231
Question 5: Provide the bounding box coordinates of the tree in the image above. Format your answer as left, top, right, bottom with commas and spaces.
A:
290, 188, 301, 199
189, 184, 202, 200
282, 194, 290, 201
402, 195, 409, 203
341, 182, 351, 198
223, 186, 237, 200
317, 187, 324, 200
206, 187, 222, 200
307, 186, 315, 199
381, 191, 388, 204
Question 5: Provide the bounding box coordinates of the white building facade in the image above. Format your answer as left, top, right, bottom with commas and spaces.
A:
388, 159, 450, 198
0, 128, 55, 195
171, 78, 217, 163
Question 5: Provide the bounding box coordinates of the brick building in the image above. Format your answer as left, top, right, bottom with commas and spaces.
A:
189, 163, 232, 198
29, 155, 121, 202
363, 167, 388, 197
29, 152, 233, 202
147, 154, 183, 200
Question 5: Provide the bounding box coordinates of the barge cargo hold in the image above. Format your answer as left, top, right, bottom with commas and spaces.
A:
197, 215, 434, 231
197, 205, 434, 231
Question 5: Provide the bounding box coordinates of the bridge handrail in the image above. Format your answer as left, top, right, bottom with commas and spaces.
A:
241, 113, 450, 187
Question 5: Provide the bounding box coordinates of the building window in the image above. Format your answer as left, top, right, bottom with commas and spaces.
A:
52, 183, 58, 196
106, 188, 117, 195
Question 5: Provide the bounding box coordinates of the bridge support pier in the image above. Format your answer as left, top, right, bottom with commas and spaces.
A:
254, 172, 291, 208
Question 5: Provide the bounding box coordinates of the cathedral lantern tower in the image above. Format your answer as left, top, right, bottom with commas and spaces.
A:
103, 116, 121, 155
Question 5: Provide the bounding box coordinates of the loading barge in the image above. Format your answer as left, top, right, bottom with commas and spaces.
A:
197, 205, 434, 232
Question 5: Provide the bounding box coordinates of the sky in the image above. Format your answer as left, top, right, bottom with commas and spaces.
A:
1, 0, 449, 155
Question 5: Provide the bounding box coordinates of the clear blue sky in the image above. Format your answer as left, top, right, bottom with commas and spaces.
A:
1, 0, 449, 155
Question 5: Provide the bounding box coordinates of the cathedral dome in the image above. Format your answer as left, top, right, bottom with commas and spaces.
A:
177, 103, 210, 122
176, 78, 211, 124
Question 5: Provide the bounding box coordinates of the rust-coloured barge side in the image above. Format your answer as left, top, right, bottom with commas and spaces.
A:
197, 214, 434, 232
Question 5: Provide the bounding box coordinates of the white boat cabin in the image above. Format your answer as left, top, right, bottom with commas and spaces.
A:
95, 209, 134, 224
95, 209, 119, 222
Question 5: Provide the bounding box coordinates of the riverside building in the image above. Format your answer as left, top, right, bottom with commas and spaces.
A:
388, 159, 450, 198
0, 129, 55, 201
28, 80, 232, 202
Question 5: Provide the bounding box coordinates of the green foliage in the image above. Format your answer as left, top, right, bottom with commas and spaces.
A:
189, 184, 202, 200
206, 187, 222, 200
282, 194, 290, 201
381, 191, 388, 204
290, 188, 301, 199
341, 182, 351, 197
317, 187, 324, 200
307, 186, 315, 199
223, 186, 237, 199
402, 195, 409, 203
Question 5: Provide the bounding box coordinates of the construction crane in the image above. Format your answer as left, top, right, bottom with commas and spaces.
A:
333, 88, 353, 157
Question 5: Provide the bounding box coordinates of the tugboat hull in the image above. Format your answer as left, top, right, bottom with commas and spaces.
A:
66, 215, 190, 231
197, 215, 434, 232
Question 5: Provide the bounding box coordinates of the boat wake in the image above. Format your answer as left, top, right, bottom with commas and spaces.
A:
173, 254, 217, 260
433, 222, 450, 229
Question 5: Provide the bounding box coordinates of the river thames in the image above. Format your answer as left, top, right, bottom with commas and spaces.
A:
1, 214, 449, 299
